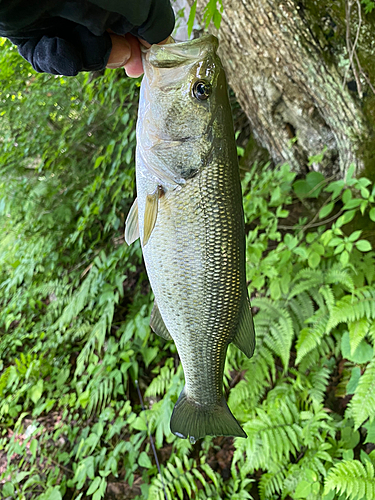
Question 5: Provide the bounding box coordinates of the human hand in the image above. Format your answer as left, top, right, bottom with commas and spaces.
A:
107, 33, 173, 77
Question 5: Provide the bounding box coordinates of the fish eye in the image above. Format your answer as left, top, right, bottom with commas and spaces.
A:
192, 80, 212, 101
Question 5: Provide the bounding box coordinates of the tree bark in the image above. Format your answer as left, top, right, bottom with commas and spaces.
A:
187, 0, 374, 178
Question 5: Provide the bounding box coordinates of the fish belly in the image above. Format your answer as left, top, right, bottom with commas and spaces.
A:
139, 158, 245, 407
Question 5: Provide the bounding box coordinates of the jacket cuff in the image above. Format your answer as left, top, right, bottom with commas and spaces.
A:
134, 0, 175, 44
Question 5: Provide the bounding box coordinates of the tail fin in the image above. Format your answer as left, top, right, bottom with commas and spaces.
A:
170, 387, 246, 443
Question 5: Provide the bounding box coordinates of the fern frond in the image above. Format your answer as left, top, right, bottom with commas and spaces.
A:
86, 374, 113, 416
325, 265, 354, 292
253, 299, 294, 369
306, 364, 332, 406
259, 468, 285, 500
228, 346, 275, 415
67, 322, 92, 343
288, 292, 314, 330
145, 364, 175, 398
75, 316, 108, 376
54, 267, 98, 330
318, 284, 335, 313
327, 287, 375, 332
324, 459, 375, 500
349, 318, 370, 353
149, 455, 219, 500
288, 268, 324, 298
149, 366, 184, 448
349, 358, 375, 428
296, 326, 324, 365
234, 399, 302, 474
369, 320, 375, 345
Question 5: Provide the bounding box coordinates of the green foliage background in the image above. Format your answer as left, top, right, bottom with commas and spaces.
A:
1, 35, 375, 500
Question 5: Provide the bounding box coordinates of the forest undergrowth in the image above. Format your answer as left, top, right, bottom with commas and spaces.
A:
1, 37, 375, 500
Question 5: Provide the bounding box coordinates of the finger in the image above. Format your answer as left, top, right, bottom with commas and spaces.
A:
139, 36, 174, 49
123, 34, 143, 78
106, 34, 131, 69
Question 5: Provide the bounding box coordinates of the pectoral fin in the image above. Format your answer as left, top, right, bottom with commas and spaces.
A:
150, 302, 173, 341
232, 297, 255, 358
124, 198, 139, 245
143, 191, 160, 246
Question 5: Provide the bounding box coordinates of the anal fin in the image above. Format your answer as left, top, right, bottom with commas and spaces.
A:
124, 198, 139, 245
150, 302, 173, 341
232, 296, 255, 359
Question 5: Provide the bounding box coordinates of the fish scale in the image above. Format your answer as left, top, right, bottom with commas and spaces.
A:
125, 35, 255, 441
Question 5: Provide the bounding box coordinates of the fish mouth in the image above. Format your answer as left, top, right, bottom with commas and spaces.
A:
145, 35, 219, 69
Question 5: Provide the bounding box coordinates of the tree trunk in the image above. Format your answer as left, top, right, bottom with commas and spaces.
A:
186, 0, 375, 178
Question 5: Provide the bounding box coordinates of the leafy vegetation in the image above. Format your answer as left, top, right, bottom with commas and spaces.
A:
1, 34, 375, 500
187, 0, 223, 37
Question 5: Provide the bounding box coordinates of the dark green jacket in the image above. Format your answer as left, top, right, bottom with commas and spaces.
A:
0, 0, 174, 75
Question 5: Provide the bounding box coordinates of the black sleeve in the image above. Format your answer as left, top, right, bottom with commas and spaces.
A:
9, 21, 112, 76
0, 0, 175, 76
88, 0, 175, 44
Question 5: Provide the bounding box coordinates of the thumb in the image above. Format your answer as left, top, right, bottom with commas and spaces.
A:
106, 34, 131, 68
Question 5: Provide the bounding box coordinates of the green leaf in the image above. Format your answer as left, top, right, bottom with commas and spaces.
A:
92, 479, 107, 500
78, 390, 90, 409
30, 379, 44, 405
294, 481, 312, 498
345, 163, 356, 184
356, 240, 372, 252
340, 250, 349, 266
308, 251, 321, 268
341, 427, 360, 449
369, 207, 375, 222
293, 172, 325, 199
308, 147, 327, 166
342, 449, 354, 460
325, 179, 345, 199
364, 420, 375, 444
142, 347, 158, 368
343, 198, 363, 210
131, 416, 147, 431
47, 488, 62, 500
347, 367, 361, 395
342, 189, 352, 204
336, 209, 356, 226
30, 438, 37, 458
187, 1, 197, 37
3, 482, 15, 497
319, 202, 335, 219
348, 230, 362, 242
322, 491, 335, 500
138, 451, 153, 469
93, 156, 104, 169
269, 280, 282, 300
87, 477, 101, 496
293, 180, 311, 198
213, 8, 223, 30
341, 331, 373, 364
351, 342, 373, 364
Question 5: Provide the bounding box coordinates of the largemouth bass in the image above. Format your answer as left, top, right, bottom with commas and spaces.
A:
125, 35, 255, 442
